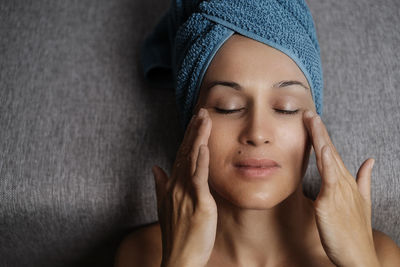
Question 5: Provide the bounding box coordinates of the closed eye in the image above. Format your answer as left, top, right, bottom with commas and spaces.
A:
275, 109, 299, 115
214, 107, 299, 115
214, 107, 244, 114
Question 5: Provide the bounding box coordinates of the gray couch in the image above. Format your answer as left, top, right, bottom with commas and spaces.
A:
0, 0, 399, 266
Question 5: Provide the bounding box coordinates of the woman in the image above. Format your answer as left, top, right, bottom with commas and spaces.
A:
115, 1, 400, 266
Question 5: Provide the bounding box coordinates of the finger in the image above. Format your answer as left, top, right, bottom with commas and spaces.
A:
175, 112, 200, 161
303, 110, 347, 176
321, 145, 338, 189
192, 144, 211, 199
189, 108, 212, 177
356, 158, 375, 205
171, 111, 202, 178
181, 113, 198, 148
303, 110, 324, 173
152, 165, 169, 210
172, 108, 211, 191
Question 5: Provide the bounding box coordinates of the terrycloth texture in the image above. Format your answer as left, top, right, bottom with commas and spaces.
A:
140, 0, 324, 133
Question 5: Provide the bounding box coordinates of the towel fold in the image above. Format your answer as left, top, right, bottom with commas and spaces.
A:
140, 0, 323, 133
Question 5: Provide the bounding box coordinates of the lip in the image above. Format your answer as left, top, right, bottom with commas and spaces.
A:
234, 158, 280, 178
234, 158, 280, 168
234, 165, 279, 178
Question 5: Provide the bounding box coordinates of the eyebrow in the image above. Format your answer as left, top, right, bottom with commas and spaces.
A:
206, 80, 310, 91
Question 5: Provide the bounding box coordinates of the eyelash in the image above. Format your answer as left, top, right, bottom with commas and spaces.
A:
214, 107, 299, 115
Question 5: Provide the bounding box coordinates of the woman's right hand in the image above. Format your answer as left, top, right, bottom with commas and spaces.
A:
151, 108, 217, 267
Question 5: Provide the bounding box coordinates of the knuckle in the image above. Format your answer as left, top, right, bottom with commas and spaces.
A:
196, 201, 216, 216
191, 176, 202, 188
171, 184, 184, 203
172, 189, 180, 203
189, 150, 197, 164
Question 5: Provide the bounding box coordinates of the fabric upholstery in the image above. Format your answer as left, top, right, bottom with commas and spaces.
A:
0, 0, 398, 266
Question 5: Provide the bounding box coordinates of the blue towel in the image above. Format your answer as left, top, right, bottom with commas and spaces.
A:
140, 0, 323, 133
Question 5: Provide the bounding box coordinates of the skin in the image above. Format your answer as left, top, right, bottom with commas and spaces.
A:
190, 33, 325, 266
114, 33, 400, 267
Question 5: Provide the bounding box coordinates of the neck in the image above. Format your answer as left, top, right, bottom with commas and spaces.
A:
209, 184, 319, 267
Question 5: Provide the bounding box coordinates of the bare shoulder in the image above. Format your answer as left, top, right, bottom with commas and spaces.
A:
114, 221, 162, 267
372, 228, 400, 267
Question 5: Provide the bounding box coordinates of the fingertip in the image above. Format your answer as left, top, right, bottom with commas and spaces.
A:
370, 158, 375, 169
302, 110, 313, 134
304, 109, 314, 119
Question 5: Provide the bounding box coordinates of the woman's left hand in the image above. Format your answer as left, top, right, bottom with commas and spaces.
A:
303, 110, 380, 267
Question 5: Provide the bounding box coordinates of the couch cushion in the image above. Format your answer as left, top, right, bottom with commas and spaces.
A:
0, 0, 398, 266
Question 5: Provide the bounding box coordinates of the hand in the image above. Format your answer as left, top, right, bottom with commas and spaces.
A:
303, 110, 380, 267
152, 108, 217, 267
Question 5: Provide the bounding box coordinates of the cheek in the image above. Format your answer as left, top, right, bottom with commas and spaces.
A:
207, 123, 234, 167
276, 121, 309, 171
206, 120, 241, 190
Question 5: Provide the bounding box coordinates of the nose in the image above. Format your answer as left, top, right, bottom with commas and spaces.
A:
239, 109, 273, 146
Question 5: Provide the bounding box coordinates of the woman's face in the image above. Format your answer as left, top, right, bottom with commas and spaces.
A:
193, 34, 316, 209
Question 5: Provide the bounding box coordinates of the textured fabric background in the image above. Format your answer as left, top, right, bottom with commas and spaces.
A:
0, 0, 399, 266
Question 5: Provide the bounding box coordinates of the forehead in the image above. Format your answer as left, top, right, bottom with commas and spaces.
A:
192, 34, 315, 113
202, 34, 309, 87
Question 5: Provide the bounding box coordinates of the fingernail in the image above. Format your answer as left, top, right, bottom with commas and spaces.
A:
370, 159, 375, 169
304, 110, 314, 118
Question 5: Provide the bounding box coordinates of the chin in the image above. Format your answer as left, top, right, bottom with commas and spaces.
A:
209, 178, 294, 210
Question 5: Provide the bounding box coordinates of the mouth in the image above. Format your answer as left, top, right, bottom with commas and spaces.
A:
234, 164, 280, 179
233, 158, 280, 178
234, 158, 280, 168
234, 165, 279, 178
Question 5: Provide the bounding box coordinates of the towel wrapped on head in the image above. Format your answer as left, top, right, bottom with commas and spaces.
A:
140, 0, 323, 134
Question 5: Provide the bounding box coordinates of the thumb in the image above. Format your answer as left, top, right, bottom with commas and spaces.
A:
152, 165, 168, 207
356, 158, 375, 205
